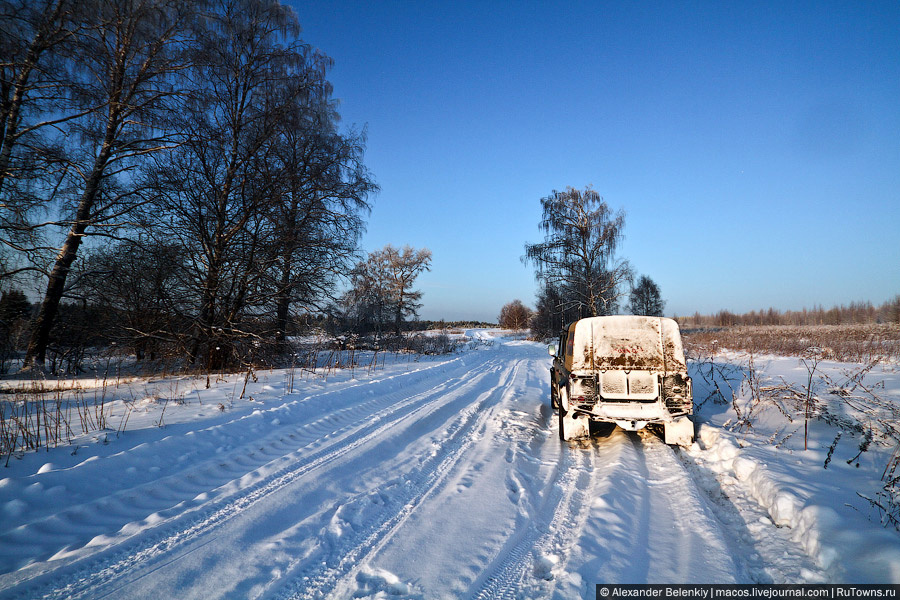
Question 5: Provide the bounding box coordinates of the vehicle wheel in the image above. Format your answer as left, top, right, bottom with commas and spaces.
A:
558, 388, 589, 441
557, 404, 568, 440
663, 416, 694, 446
550, 373, 559, 409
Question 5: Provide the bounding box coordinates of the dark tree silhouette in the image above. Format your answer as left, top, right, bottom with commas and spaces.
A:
23, 0, 197, 369
524, 187, 632, 338
629, 275, 665, 317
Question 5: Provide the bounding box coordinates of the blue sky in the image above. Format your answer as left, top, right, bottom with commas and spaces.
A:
288, 1, 899, 322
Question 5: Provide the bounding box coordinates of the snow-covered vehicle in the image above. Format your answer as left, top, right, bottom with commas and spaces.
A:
549, 315, 694, 445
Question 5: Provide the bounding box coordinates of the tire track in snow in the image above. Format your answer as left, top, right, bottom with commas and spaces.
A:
476, 426, 743, 593
572, 430, 740, 584
467, 400, 620, 598
672, 438, 827, 583
3, 353, 507, 600
0, 355, 470, 560
525, 430, 627, 598
0, 361, 466, 575
468, 447, 592, 600
274, 359, 523, 600
603, 429, 821, 584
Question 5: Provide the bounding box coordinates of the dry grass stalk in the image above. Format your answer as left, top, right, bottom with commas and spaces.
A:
683, 324, 900, 363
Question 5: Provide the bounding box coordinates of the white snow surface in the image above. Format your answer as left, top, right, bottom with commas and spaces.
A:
0, 331, 898, 599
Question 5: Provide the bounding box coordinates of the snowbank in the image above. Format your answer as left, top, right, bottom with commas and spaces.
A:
697, 424, 900, 583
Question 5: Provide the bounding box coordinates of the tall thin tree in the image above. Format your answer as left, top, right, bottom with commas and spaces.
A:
23, 0, 196, 369
264, 98, 375, 348
0, 0, 89, 281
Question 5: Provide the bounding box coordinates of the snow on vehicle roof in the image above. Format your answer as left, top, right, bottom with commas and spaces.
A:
567, 315, 686, 371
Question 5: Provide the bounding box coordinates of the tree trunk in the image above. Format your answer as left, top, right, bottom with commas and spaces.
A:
275, 293, 290, 344
274, 256, 292, 349
192, 259, 220, 366
23, 127, 112, 368
22, 86, 118, 369
394, 289, 403, 336
22, 189, 96, 369
0, 87, 24, 195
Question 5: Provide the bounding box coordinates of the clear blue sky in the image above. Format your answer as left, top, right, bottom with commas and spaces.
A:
288, 0, 900, 323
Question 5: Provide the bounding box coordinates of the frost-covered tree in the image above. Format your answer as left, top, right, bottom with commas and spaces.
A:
381, 245, 431, 336
342, 244, 431, 337
498, 299, 532, 332
629, 275, 665, 317
340, 255, 387, 336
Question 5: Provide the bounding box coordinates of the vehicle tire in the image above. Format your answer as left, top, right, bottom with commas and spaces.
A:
557, 386, 568, 440
663, 416, 694, 446
558, 403, 568, 441
550, 372, 559, 410
558, 388, 589, 441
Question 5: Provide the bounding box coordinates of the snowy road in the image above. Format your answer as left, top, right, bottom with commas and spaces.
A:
1, 336, 829, 599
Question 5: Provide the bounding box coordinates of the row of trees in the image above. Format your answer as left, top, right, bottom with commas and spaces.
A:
515, 186, 895, 335
499, 275, 665, 337
1, 0, 381, 371
0, 241, 435, 373
678, 297, 900, 328
522, 186, 664, 339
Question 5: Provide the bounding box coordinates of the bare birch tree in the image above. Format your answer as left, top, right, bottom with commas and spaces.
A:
341, 255, 389, 337
0, 0, 85, 280
264, 99, 375, 349
146, 0, 343, 368
22, 0, 196, 369
524, 186, 632, 331
380, 245, 431, 336
498, 299, 532, 332
342, 245, 431, 337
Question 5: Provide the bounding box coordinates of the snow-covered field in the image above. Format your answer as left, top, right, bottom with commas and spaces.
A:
1, 331, 899, 599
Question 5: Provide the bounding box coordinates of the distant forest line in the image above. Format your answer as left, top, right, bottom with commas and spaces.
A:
675, 296, 900, 328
